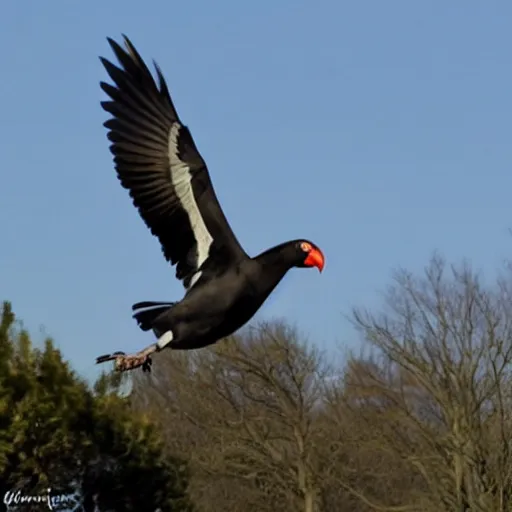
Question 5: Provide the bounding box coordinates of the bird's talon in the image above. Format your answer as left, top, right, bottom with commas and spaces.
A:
113, 353, 152, 373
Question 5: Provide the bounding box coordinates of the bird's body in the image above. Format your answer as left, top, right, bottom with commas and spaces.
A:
141, 246, 303, 348
144, 268, 270, 349
96, 35, 325, 372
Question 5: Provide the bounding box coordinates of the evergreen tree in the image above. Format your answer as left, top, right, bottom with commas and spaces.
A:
0, 301, 193, 512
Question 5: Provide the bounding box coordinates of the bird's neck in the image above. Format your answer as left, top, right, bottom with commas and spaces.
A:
253, 243, 294, 290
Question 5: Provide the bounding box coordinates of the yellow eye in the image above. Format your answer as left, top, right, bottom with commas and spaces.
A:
300, 242, 312, 252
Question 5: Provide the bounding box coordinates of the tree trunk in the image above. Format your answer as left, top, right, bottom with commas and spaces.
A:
304, 490, 315, 512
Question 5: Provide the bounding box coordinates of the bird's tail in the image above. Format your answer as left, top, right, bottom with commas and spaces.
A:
132, 301, 176, 331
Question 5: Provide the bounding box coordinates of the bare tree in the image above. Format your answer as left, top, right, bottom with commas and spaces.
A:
344, 255, 512, 511
128, 254, 512, 511
321, 358, 426, 512
131, 321, 332, 512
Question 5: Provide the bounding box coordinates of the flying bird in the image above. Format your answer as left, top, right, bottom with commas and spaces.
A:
96, 35, 325, 373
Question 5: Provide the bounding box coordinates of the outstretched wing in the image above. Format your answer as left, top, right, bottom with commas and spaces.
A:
100, 35, 248, 290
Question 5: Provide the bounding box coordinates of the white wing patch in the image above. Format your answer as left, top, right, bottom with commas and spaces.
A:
168, 123, 213, 288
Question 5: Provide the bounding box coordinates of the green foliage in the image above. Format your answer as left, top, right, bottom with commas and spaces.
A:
0, 301, 193, 511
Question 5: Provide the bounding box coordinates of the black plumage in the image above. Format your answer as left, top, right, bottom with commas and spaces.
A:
96, 35, 325, 373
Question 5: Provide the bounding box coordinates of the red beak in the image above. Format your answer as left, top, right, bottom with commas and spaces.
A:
304, 248, 325, 273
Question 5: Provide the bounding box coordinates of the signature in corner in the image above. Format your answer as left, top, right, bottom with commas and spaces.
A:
4, 488, 78, 510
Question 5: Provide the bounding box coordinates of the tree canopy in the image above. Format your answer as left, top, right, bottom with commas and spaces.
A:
0, 301, 192, 512
129, 255, 512, 512
5, 253, 512, 511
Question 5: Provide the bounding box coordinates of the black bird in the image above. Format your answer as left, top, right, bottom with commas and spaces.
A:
96, 35, 325, 373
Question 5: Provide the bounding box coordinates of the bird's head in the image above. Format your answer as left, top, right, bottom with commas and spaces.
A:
293, 240, 325, 272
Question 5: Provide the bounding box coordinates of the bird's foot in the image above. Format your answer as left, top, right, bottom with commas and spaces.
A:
96, 345, 157, 373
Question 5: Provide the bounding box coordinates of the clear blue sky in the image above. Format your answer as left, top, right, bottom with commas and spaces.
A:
1, 1, 511, 381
